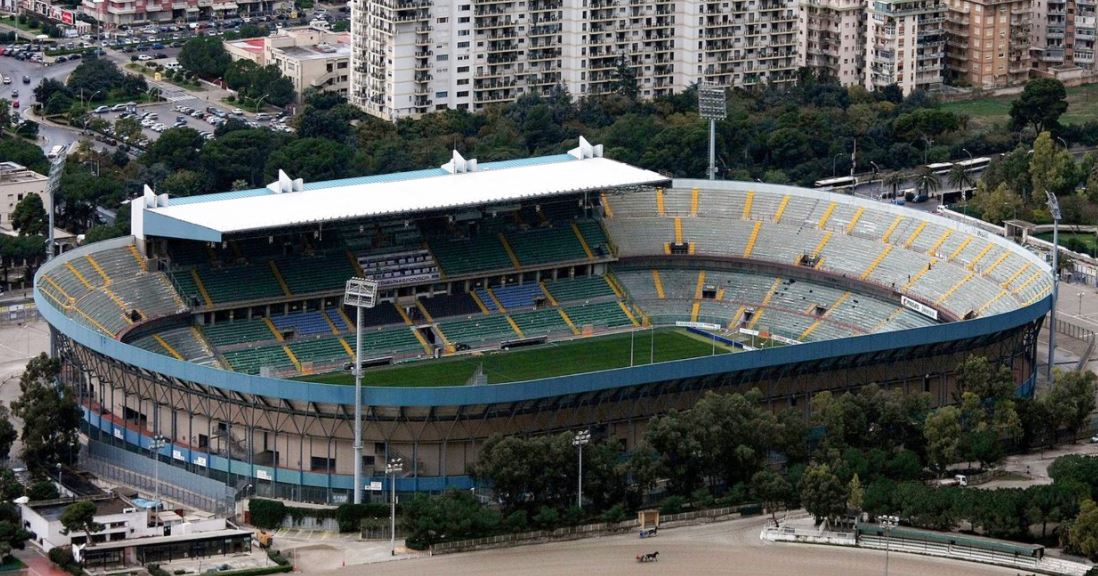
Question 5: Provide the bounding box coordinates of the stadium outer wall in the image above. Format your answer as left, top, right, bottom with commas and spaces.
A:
38, 231, 1050, 507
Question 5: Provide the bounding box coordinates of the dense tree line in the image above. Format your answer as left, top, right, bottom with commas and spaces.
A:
438, 357, 1095, 547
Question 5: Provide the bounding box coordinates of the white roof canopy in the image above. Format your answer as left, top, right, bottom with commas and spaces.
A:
142, 155, 667, 239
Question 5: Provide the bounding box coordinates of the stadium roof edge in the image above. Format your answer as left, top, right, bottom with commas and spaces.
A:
133, 144, 668, 243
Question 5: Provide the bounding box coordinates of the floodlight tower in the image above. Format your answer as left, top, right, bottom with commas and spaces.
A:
344, 277, 378, 504
1045, 190, 1061, 383
698, 83, 727, 181
573, 429, 590, 509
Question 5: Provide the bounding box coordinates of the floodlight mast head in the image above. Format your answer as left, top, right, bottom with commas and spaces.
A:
698, 83, 727, 121
344, 277, 379, 309
1045, 190, 1061, 221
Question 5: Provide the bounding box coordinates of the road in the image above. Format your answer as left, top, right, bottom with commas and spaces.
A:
319, 515, 1022, 576
0, 56, 81, 150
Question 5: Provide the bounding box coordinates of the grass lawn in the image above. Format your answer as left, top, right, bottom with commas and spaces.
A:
942, 83, 1098, 127
300, 329, 733, 387
126, 63, 204, 92
1034, 231, 1098, 255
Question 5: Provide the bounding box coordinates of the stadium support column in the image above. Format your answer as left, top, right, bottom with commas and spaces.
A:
344, 278, 378, 504
45, 152, 66, 360
1045, 190, 1060, 384
699, 84, 726, 181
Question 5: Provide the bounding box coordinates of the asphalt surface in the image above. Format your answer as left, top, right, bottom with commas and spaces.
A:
324, 514, 1023, 576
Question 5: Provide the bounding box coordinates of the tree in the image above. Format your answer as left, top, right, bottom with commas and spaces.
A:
0, 137, 49, 174
954, 355, 1014, 403
800, 463, 847, 525
26, 481, 58, 501
158, 170, 208, 197
914, 166, 940, 199
924, 406, 962, 475
1010, 78, 1068, 134
59, 500, 103, 545
1031, 131, 1077, 198
142, 127, 205, 172
751, 469, 791, 525
848, 473, 864, 513
947, 164, 975, 199
264, 138, 355, 182
1069, 499, 1098, 561
10, 354, 81, 474
114, 117, 142, 142
402, 489, 500, 548
178, 35, 232, 78
0, 403, 16, 461
1049, 370, 1098, 439
883, 171, 905, 199
10, 193, 46, 237
971, 181, 1024, 224
66, 58, 125, 101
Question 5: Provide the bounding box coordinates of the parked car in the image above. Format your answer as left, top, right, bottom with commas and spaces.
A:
94, 105, 110, 113
9, 90, 16, 98
21, 75, 30, 84
11, 100, 18, 108
138, 54, 153, 61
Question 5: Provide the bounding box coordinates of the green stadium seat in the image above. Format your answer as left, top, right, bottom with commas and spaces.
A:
429, 235, 513, 277
202, 318, 277, 348
195, 264, 285, 304
546, 276, 616, 303
506, 226, 587, 266
510, 308, 569, 336
563, 301, 632, 328
575, 220, 611, 256
438, 315, 515, 347
222, 345, 293, 375
276, 254, 356, 295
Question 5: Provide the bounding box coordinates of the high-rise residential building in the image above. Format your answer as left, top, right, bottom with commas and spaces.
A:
1031, 0, 1096, 74
351, 0, 799, 120
944, 0, 1030, 88
797, 0, 866, 86
864, 0, 946, 94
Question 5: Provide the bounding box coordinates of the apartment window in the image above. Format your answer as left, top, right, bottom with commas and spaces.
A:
458, 29, 470, 36
436, 91, 448, 98
460, 3, 470, 9
437, 54, 449, 61
457, 41, 470, 48
457, 78, 469, 85
459, 16, 470, 23
457, 90, 469, 97
457, 66, 469, 72
437, 17, 448, 23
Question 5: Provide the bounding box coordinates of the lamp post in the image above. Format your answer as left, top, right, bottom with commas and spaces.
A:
698, 83, 726, 181
572, 429, 590, 510
880, 515, 899, 576
1046, 190, 1061, 383
343, 277, 378, 504
386, 457, 403, 556
150, 434, 167, 532
1079, 292, 1084, 316
869, 161, 881, 200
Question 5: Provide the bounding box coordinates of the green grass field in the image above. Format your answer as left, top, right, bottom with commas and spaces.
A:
300, 329, 733, 387
942, 84, 1098, 127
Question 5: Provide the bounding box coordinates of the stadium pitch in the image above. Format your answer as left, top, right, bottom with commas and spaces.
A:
300, 328, 735, 387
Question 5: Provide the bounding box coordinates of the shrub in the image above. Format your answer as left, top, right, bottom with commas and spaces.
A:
47, 547, 73, 567
562, 505, 585, 526
691, 487, 714, 509
266, 550, 289, 566
601, 503, 627, 524
174, 570, 187, 575
146, 565, 170, 576
659, 495, 685, 515
248, 498, 286, 530
532, 506, 559, 528
503, 510, 528, 533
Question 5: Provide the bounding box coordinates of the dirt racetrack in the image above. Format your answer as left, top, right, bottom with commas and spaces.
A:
322, 515, 1021, 576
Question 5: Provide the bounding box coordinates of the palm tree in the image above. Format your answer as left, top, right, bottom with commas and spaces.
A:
916, 167, 941, 201
883, 171, 904, 200
947, 164, 975, 210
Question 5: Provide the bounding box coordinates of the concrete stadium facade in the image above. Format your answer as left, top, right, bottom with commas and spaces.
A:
36, 179, 1053, 505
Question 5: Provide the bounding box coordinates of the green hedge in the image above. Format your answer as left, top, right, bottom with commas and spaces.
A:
248, 499, 286, 530
217, 565, 292, 576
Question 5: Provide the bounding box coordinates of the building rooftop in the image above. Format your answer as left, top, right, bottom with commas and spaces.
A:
0, 161, 47, 184
135, 140, 669, 242
279, 41, 350, 60
31, 495, 136, 521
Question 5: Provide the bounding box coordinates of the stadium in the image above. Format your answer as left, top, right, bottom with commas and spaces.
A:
35, 138, 1053, 505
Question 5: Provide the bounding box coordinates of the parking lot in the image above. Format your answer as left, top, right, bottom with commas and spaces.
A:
90, 99, 294, 144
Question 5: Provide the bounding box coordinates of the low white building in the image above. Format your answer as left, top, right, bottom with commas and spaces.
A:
19, 494, 161, 551
0, 161, 49, 236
